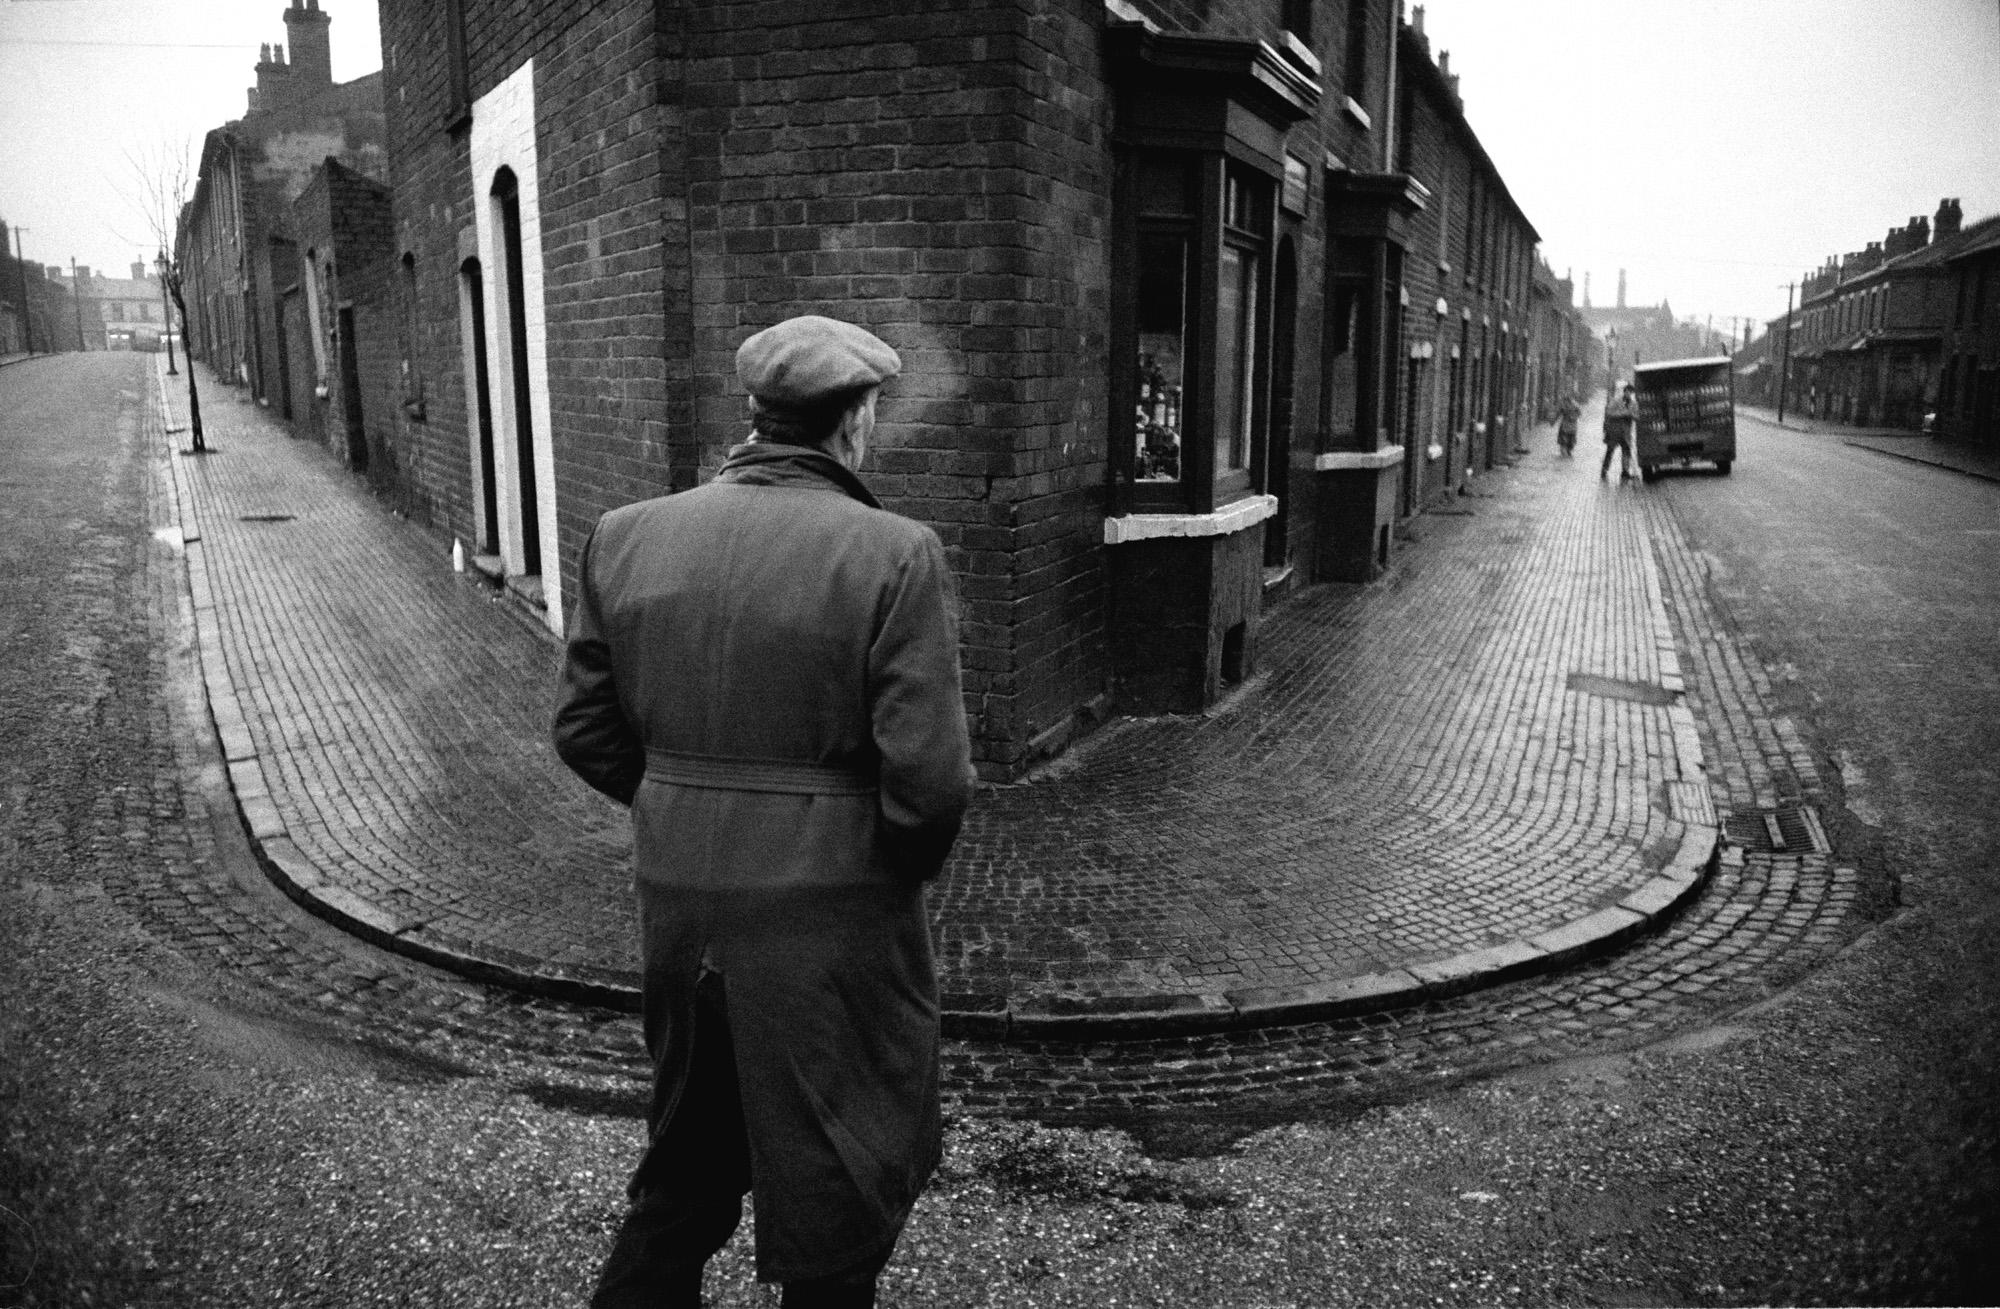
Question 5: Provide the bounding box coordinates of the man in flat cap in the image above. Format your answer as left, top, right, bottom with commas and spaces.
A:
554, 315, 974, 1309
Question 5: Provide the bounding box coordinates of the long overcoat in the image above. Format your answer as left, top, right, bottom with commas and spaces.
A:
1603, 392, 1639, 443
552, 441, 974, 1281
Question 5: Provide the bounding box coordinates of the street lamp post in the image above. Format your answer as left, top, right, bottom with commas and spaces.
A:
154, 251, 177, 375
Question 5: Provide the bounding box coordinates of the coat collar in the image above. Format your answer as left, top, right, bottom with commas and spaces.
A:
715, 441, 881, 509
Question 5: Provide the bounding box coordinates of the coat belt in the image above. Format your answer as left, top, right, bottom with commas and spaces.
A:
644, 748, 878, 796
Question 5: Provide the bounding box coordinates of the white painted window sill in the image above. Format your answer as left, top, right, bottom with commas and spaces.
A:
1104, 494, 1278, 545
1314, 447, 1404, 472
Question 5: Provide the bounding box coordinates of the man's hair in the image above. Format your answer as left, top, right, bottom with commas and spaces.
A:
750, 385, 874, 448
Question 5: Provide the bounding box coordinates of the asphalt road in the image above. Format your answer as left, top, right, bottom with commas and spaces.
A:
2, 357, 1996, 1307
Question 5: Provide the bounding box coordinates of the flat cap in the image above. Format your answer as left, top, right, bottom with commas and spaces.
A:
736, 315, 900, 412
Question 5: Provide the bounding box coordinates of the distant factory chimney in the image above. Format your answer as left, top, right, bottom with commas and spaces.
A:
1616, 268, 1627, 310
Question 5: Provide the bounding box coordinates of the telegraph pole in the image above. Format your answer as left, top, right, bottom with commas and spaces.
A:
69, 257, 85, 351
1777, 281, 1795, 424
11, 226, 33, 356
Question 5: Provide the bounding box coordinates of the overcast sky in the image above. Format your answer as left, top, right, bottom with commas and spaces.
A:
1413, 0, 2000, 332
4, 0, 1997, 331
0, 0, 384, 278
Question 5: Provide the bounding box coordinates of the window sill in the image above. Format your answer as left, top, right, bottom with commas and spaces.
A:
1342, 96, 1371, 129
1104, 494, 1278, 544
1314, 447, 1403, 472
1280, 31, 1321, 75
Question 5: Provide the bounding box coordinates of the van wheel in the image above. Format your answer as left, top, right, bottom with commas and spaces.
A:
1639, 465, 1657, 483
1716, 459, 1733, 475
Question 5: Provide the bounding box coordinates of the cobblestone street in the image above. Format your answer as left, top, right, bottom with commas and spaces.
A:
10, 354, 1997, 1309
106, 350, 1884, 1108
145, 352, 1748, 1042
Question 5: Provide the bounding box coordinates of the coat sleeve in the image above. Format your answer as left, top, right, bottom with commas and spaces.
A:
868, 528, 975, 881
552, 524, 646, 807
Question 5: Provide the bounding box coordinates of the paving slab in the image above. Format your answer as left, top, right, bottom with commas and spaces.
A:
148, 358, 1716, 1037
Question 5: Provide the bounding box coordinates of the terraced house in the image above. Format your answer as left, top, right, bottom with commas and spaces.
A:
177, 0, 386, 416
367, 0, 1557, 779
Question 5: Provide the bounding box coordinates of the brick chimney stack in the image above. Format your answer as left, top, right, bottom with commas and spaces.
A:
1935, 197, 1963, 239
131, 262, 146, 281
1884, 215, 1935, 258
284, 0, 334, 91
254, 40, 294, 111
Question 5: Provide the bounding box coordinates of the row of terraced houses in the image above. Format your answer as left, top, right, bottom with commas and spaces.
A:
1737, 196, 2000, 447
175, 0, 1594, 781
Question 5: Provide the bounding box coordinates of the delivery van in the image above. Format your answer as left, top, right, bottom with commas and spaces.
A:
1632, 356, 1735, 480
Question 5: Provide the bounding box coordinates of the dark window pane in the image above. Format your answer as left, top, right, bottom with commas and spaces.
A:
1217, 243, 1258, 472
1140, 157, 1193, 217
1136, 229, 1187, 482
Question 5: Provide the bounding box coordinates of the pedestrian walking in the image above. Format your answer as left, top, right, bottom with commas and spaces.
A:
1601, 380, 1638, 480
553, 314, 976, 1309
1557, 392, 1580, 455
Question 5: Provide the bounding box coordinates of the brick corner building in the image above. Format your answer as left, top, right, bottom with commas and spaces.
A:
371, 0, 1565, 780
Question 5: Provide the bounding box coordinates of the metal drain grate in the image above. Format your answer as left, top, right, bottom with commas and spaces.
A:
1723, 806, 1830, 854
237, 513, 296, 523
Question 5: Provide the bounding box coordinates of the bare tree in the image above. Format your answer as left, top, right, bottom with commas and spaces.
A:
120, 139, 207, 453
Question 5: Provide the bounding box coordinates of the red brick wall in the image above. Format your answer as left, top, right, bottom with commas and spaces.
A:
538, 2, 681, 592
678, 0, 1117, 776
379, 0, 671, 572
367, 0, 1545, 777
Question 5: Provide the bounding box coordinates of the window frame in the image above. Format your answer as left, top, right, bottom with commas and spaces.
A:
1103, 24, 1317, 519
1112, 149, 1279, 513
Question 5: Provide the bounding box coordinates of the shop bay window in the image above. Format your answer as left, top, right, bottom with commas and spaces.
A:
1116, 151, 1278, 509
1105, 22, 1317, 517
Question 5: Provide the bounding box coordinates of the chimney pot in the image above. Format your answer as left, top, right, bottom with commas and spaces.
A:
260, 42, 271, 63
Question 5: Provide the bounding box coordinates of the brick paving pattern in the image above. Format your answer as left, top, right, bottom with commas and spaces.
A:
148, 358, 1720, 1032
